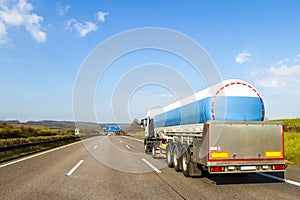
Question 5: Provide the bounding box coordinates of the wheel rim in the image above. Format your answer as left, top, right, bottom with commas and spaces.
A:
182, 151, 187, 171
152, 146, 155, 157
167, 148, 171, 163
173, 149, 177, 166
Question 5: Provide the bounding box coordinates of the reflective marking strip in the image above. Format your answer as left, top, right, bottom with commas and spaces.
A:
211, 152, 229, 158
265, 151, 282, 157
141, 158, 161, 173
257, 173, 300, 187
66, 160, 84, 176
125, 145, 131, 149
93, 145, 98, 150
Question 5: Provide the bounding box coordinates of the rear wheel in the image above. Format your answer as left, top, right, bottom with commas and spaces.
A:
152, 145, 158, 158
181, 145, 190, 177
166, 143, 174, 168
173, 144, 183, 172
181, 145, 203, 177
144, 139, 151, 154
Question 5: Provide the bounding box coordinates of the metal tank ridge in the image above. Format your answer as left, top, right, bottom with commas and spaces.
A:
148, 79, 265, 128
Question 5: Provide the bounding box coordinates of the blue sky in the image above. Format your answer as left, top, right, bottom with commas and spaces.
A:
0, 0, 300, 122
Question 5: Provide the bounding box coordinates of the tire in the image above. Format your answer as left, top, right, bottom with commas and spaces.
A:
166, 143, 174, 168
152, 145, 156, 158
173, 144, 183, 172
144, 139, 148, 153
181, 145, 190, 177
144, 139, 151, 154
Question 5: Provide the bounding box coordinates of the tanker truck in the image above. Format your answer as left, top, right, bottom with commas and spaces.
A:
140, 79, 285, 177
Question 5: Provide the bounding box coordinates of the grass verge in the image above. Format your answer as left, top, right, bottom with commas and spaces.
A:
0, 135, 76, 147
126, 131, 144, 139
285, 132, 300, 166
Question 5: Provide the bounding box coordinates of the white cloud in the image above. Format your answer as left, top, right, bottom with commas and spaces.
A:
74, 21, 97, 37
254, 77, 286, 88
251, 57, 300, 88
66, 19, 97, 37
235, 50, 251, 64
0, 21, 7, 43
0, 0, 46, 43
57, 4, 70, 16
66, 10, 108, 37
96, 11, 108, 22
268, 65, 300, 76
276, 58, 289, 65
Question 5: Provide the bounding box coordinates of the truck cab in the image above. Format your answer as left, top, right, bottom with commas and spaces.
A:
140, 117, 162, 156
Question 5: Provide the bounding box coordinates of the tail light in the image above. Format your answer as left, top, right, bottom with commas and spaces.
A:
210, 166, 224, 172
272, 164, 285, 170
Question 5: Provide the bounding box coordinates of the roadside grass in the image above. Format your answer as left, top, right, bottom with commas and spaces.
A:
127, 131, 144, 139
270, 118, 300, 132
285, 132, 300, 166
0, 135, 75, 147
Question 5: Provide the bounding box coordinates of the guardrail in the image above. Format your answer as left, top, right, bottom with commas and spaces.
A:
0, 136, 80, 159
0, 134, 103, 162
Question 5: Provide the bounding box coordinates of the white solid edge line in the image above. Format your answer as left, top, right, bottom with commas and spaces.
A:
285, 179, 300, 187
66, 160, 84, 176
141, 158, 161, 174
257, 172, 300, 187
125, 145, 131, 149
122, 136, 143, 143
0, 140, 82, 169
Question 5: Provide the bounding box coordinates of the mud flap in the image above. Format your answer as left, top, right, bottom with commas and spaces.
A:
189, 162, 203, 177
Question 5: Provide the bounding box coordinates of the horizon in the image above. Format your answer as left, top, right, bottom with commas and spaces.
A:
1, 0, 300, 122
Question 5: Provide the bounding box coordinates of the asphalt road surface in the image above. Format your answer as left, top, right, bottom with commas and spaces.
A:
0, 136, 299, 200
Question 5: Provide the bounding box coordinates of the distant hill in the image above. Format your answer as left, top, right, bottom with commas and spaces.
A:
26, 120, 76, 128
0, 120, 132, 133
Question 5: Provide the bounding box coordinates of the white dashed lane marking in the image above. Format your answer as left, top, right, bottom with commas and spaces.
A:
66, 160, 84, 176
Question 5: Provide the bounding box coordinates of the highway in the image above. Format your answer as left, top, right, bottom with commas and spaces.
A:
0, 136, 299, 200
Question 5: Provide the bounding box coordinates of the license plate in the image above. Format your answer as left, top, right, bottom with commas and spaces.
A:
240, 166, 256, 171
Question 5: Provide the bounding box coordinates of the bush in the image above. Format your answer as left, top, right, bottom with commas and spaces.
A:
0, 122, 74, 139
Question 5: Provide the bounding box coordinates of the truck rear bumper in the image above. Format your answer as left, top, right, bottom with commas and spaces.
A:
207, 161, 286, 174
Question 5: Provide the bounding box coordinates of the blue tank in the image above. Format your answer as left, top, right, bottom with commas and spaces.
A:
147, 79, 265, 128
